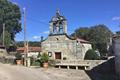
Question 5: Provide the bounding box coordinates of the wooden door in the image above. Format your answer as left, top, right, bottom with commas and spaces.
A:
55, 52, 61, 59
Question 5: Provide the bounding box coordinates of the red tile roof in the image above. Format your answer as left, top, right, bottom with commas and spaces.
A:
17, 47, 41, 53
0, 45, 5, 49
77, 38, 90, 43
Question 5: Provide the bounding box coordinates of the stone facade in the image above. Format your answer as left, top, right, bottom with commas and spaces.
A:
41, 10, 92, 60
0, 46, 7, 57
112, 35, 120, 79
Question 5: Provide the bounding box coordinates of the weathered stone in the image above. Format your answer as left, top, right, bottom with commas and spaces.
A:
41, 10, 92, 60
112, 35, 120, 79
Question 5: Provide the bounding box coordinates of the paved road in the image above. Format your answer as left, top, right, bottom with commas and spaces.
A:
0, 63, 52, 80
0, 63, 91, 80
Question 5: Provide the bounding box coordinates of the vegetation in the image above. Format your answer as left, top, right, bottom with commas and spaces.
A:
36, 53, 49, 66
71, 24, 113, 57
16, 41, 41, 47
0, 31, 11, 48
30, 57, 40, 66
40, 53, 49, 63
0, 0, 21, 48
84, 49, 100, 60
15, 53, 22, 60
116, 31, 120, 35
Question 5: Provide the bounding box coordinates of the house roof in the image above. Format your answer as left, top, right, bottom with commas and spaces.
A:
0, 45, 5, 49
28, 47, 41, 52
17, 47, 41, 53
77, 38, 90, 43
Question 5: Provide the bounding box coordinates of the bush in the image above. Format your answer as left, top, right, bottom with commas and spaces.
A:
30, 56, 41, 66
15, 53, 22, 60
84, 49, 100, 60
41, 53, 49, 63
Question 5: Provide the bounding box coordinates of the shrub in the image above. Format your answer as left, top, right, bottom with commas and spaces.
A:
15, 53, 22, 60
84, 49, 100, 60
41, 53, 49, 63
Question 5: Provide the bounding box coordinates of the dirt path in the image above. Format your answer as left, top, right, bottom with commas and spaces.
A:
0, 63, 91, 80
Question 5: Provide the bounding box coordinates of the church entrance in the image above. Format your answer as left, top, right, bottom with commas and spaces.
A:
55, 52, 61, 59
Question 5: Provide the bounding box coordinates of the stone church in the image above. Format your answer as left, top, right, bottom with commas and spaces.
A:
41, 10, 92, 60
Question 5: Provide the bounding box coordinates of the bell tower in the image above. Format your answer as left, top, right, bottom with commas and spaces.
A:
49, 10, 67, 35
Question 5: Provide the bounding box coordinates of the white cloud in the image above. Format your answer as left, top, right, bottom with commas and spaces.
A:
32, 36, 41, 39
32, 31, 49, 39
42, 31, 49, 34
112, 16, 120, 21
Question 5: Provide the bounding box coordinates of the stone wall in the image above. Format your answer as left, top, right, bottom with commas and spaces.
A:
41, 34, 92, 60
41, 35, 76, 60
86, 57, 116, 80
55, 59, 107, 70
112, 36, 120, 79
0, 48, 7, 57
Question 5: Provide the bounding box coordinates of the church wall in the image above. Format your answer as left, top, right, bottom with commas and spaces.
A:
41, 35, 77, 60
41, 35, 92, 60
80, 43, 92, 59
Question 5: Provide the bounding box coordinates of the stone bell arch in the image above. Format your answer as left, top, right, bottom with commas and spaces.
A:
49, 10, 67, 35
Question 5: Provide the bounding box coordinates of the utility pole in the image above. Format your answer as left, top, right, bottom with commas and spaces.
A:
23, 8, 30, 67
23, 7, 26, 50
3, 23, 5, 46
23, 7, 27, 66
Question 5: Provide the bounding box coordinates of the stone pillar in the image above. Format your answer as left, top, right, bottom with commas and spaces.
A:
49, 22, 53, 34
76, 66, 78, 70
67, 66, 70, 69
56, 26, 59, 34
27, 57, 31, 67
59, 66, 61, 69
63, 21, 67, 34
56, 22, 60, 34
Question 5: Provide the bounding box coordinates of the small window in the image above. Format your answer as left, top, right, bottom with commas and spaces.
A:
48, 52, 52, 57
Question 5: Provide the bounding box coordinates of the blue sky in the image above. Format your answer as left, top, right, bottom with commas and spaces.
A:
10, 0, 120, 41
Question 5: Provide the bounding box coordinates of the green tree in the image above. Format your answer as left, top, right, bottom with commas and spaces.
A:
16, 41, 41, 47
84, 49, 100, 60
89, 25, 113, 56
16, 41, 24, 47
71, 27, 90, 40
71, 24, 113, 56
0, 0, 21, 46
0, 31, 11, 48
40, 53, 49, 63
116, 31, 120, 35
